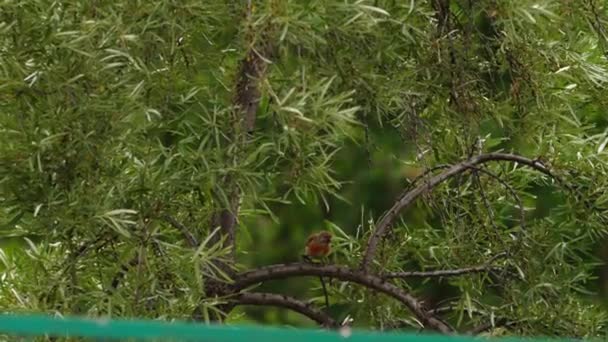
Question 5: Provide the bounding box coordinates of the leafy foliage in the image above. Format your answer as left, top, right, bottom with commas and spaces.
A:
2, 0, 608, 338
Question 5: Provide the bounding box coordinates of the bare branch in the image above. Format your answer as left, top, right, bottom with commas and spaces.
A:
162, 214, 199, 248
383, 252, 507, 279
361, 153, 555, 272
232, 292, 338, 328
233, 263, 453, 333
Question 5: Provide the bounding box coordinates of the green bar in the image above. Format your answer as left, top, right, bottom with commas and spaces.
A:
0, 314, 556, 341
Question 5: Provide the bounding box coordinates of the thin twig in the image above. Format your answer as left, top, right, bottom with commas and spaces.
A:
383, 252, 507, 279
303, 257, 331, 311
361, 153, 555, 272
319, 275, 329, 310
232, 292, 338, 328
234, 263, 453, 333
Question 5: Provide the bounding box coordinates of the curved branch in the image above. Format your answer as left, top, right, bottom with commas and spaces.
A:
233, 263, 453, 333
231, 292, 338, 328
383, 252, 507, 279
361, 153, 555, 272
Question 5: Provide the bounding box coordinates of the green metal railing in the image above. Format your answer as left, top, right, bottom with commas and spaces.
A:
0, 314, 559, 341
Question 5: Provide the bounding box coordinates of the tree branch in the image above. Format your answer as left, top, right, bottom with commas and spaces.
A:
233, 263, 453, 333
208, 6, 275, 267
231, 292, 338, 328
383, 252, 507, 279
361, 153, 555, 272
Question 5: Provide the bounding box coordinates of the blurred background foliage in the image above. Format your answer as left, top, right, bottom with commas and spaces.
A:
2, 0, 608, 338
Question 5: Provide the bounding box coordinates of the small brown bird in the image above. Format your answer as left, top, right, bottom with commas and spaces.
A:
304, 231, 332, 259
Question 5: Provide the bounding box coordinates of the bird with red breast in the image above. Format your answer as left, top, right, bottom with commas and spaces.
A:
304, 231, 332, 260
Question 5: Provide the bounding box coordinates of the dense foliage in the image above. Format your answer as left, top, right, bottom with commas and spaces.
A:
2, 0, 608, 338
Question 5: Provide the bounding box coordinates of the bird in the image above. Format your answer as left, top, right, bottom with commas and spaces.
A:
304, 231, 333, 260
303, 231, 333, 309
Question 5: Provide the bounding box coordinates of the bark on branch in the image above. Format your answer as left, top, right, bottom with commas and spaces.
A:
208, 6, 275, 273
361, 153, 555, 272
234, 263, 453, 333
